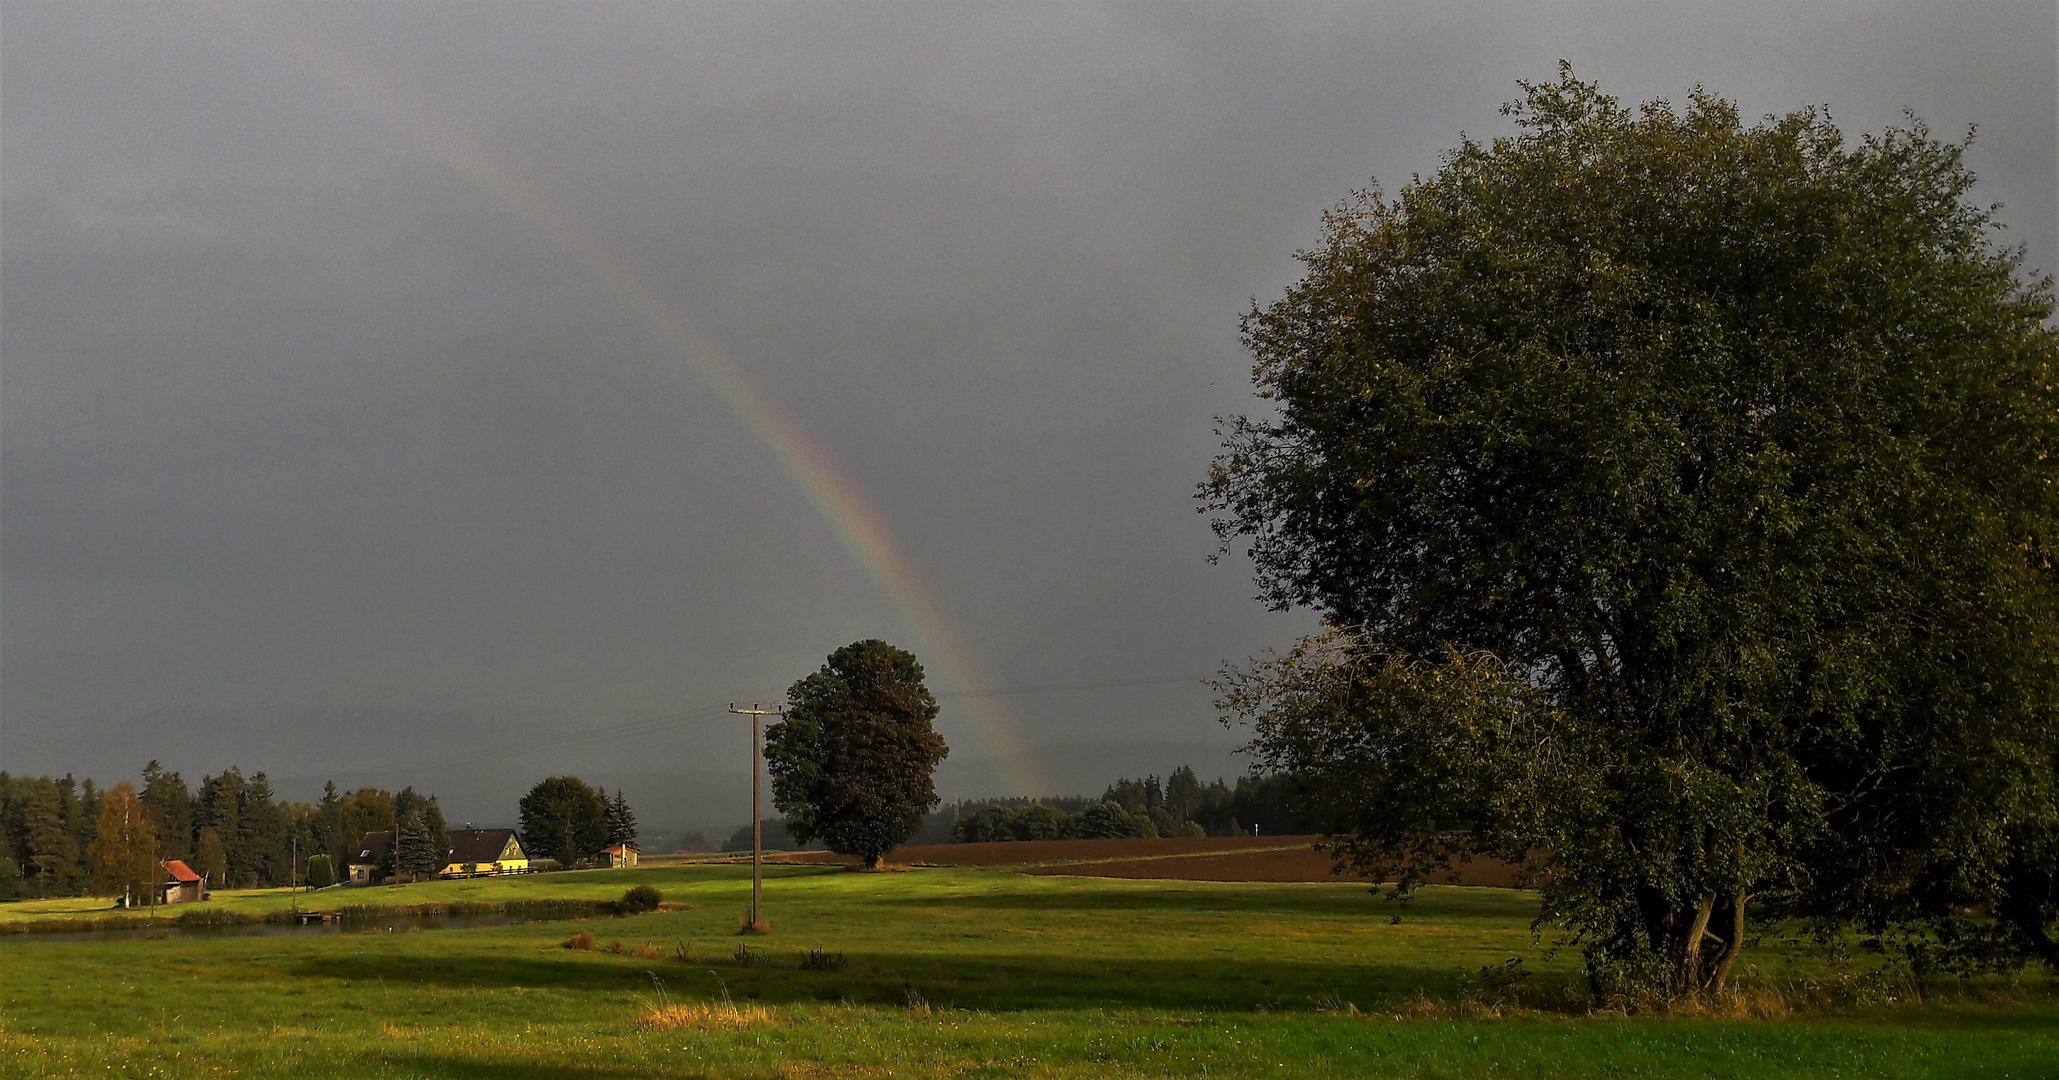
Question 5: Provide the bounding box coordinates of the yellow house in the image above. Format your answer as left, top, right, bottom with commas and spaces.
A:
442, 829, 530, 877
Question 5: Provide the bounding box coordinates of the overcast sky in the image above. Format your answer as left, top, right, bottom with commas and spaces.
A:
4, 1, 2053, 832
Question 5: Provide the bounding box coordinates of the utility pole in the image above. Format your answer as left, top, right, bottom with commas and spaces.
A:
729, 701, 783, 931
292, 831, 299, 915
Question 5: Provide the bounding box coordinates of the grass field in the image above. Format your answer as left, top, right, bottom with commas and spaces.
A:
1, 860, 2055, 1078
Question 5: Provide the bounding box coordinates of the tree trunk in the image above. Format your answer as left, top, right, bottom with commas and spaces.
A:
1707, 891, 1748, 993
863, 853, 881, 870
1667, 893, 1716, 994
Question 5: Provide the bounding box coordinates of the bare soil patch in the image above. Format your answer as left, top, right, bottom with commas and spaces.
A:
716, 835, 1523, 885
894, 835, 1326, 867
707, 835, 1321, 869
1018, 846, 1524, 886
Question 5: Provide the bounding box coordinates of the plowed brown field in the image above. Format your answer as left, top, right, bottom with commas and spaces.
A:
743, 834, 1317, 867
1018, 846, 1524, 886
732, 835, 1523, 886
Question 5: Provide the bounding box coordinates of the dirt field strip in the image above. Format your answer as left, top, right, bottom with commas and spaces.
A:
675, 835, 1330, 869
675, 835, 1525, 886
1018, 845, 1525, 886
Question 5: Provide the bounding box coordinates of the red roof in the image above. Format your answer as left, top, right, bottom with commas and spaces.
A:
163, 860, 202, 884
602, 844, 631, 854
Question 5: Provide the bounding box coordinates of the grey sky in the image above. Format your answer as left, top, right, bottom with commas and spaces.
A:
4, 1, 2053, 832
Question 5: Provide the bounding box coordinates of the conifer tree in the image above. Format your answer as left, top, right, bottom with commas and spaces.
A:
16, 779, 76, 897
139, 762, 193, 861
394, 788, 448, 875
395, 809, 438, 878
605, 790, 639, 850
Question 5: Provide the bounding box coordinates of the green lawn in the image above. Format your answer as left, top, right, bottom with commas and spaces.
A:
1, 864, 2054, 1078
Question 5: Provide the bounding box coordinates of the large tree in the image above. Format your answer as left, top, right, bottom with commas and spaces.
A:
1205, 71, 2059, 997
518, 777, 608, 866
767, 639, 950, 869
87, 782, 160, 909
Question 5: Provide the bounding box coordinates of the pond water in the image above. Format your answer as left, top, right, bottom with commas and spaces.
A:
1, 909, 597, 945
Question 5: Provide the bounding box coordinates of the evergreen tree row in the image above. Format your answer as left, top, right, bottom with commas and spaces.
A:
0, 763, 452, 900
943, 768, 1312, 844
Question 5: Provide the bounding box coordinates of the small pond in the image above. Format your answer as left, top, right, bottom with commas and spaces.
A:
1, 907, 612, 944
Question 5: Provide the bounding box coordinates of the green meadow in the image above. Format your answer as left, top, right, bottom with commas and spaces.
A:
1, 863, 2055, 1078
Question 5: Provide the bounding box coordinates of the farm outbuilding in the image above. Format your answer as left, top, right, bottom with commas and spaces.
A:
158, 860, 206, 904
600, 844, 638, 868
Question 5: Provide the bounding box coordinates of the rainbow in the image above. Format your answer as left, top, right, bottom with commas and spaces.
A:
218, 8, 1051, 795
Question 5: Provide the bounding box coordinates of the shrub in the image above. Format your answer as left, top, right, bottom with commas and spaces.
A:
304, 854, 336, 889
566, 932, 596, 951
801, 948, 846, 972
619, 884, 663, 914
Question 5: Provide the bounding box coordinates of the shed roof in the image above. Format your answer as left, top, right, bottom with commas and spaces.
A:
163, 859, 202, 884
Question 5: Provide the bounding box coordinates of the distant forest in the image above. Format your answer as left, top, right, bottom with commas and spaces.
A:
712, 768, 1309, 853
2, 762, 1303, 898
0, 762, 450, 899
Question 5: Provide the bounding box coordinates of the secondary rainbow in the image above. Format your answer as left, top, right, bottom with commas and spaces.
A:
222, 8, 1052, 795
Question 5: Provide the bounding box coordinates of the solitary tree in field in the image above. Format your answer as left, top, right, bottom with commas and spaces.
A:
1206, 70, 2059, 997
767, 639, 950, 869
88, 782, 160, 909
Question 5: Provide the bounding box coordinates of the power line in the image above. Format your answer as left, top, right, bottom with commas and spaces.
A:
273, 702, 733, 786
933, 672, 1215, 699
272, 671, 1218, 790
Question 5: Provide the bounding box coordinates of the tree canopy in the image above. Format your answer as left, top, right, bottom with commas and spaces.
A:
519, 776, 608, 866
1205, 70, 2059, 997
87, 782, 159, 908
766, 639, 949, 868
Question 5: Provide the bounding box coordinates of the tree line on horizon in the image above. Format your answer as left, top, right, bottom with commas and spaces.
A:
693, 770, 1307, 854
944, 770, 1306, 844
0, 763, 648, 899
0, 763, 459, 899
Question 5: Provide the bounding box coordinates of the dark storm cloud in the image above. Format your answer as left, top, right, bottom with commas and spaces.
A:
4, 2, 2052, 827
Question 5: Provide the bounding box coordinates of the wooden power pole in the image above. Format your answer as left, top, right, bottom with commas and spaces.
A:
729, 701, 783, 931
